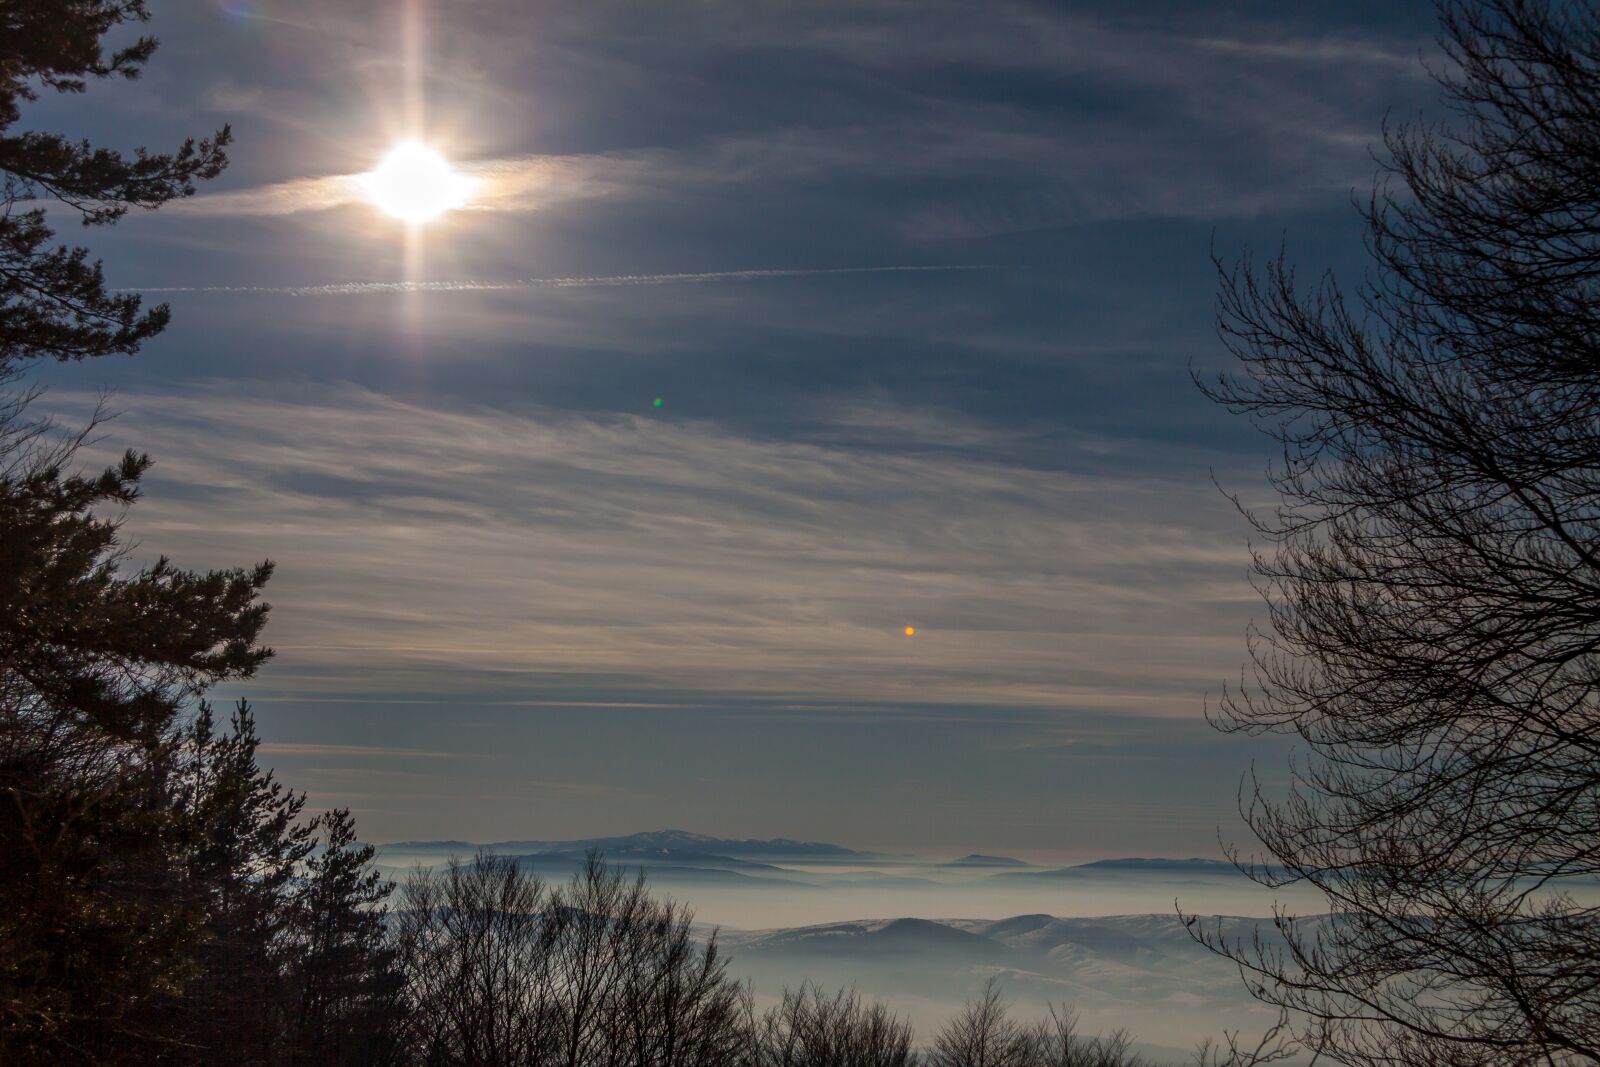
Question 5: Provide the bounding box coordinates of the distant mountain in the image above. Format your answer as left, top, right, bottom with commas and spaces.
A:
1078, 857, 1235, 872
505, 846, 788, 872
943, 853, 1027, 867
723, 912, 1244, 960
380, 829, 867, 860
991, 856, 1240, 880
730, 917, 1012, 964
719, 912, 1320, 1063
507, 854, 812, 888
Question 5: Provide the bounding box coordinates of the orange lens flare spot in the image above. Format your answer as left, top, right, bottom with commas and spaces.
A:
904, 626, 916, 636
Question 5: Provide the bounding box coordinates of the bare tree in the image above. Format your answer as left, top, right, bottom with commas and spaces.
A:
394, 853, 565, 1066
927, 986, 1158, 1067
1187, 1011, 1302, 1067
1195, 1, 1600, 1063
1030, 1006, 1147, 1067
753, 985, 916, 1067
928, 982, 1037, 1067
392, 853, 747, 1067
548, 855, 747, 1067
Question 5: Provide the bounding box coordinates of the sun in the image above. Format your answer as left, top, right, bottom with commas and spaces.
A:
360, 141, 475, 224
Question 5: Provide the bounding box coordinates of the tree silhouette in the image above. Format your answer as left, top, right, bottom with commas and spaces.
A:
284, 808, 406, 1067
1196, 1, 1600, 1062
0, 5, 279, 1061
928, 982, 1037, 1067
0, 0, 229, 370
0, 401, 274, 1063
163, 703, 314, 1064
752, 985, 916, 1067
395, 853, 749, 1067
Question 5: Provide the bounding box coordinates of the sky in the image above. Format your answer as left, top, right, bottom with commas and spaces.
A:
28, 0, 1446, 858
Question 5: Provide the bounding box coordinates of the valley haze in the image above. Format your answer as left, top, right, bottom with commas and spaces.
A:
374, 828, 1600, 1055
374, 829, 1329, 1058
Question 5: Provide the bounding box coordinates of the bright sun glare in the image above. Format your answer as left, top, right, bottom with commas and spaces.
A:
361, 141, 475, 224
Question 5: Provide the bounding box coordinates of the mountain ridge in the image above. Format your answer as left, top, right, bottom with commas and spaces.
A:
380, 828, 869, 858
944, 853, 1028, 867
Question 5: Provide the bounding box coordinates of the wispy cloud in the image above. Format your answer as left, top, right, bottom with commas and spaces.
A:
165, 4, 1426, 235
171, 153, 618, 217
67, 384, 1254, 718
169, 173, 368, 217
1191, 34, 1423, 71
130, 265, 995, 296
257, 742, 480, 759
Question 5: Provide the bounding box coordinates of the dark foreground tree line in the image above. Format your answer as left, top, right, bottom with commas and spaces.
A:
6, 0, 1600, 1064
391, 851, 1291, 1067
18, 819, 1284, 1067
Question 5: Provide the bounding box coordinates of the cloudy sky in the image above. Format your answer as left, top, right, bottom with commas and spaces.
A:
31, 0, 1443, 857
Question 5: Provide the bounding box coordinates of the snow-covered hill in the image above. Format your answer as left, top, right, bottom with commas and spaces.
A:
718, 912, 1312, 1062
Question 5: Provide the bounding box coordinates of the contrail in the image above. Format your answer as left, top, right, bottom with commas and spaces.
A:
128, 264, 996, 296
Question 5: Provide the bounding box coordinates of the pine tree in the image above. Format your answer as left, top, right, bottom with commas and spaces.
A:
0, 4, 273, 1062
0, 7, 418, 1064
0, 0, 229, 372
284, 808, 404, 1067
162, 703, 312, 1066
0, 454, 274, 1061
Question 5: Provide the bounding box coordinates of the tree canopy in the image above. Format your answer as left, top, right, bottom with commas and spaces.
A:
1196, 1, 1600, 1062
